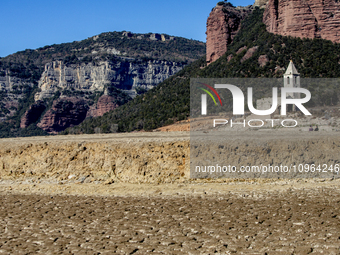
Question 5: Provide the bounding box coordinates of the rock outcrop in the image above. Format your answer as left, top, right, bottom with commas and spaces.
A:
0, 31, 205, 134
0, 73, 33, 93
258, 54, 269, 67
35, 60, 183, 100
206, 3, 251, 65
20, 101, 46, 128
37, 97, 89, 133
87, 95, 119, 118
241, 46, 259, 63
263, 0, 340, 43
254, 0, 268, 8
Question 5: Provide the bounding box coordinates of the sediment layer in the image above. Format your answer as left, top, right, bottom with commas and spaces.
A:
0, 132, 189, 184
0, 131, 339, 183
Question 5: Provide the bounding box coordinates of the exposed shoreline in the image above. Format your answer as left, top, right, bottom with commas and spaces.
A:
1, 178, 340, 198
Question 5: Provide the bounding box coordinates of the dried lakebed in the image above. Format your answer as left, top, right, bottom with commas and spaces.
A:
1, 184, 340, 254
1, 131, 340, 254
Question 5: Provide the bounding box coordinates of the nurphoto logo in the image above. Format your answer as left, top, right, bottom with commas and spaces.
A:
200, 83, 312, 128
200, 84, 311, 116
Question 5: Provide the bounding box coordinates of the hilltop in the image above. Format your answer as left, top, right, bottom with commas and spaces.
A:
2, 31, 205, 65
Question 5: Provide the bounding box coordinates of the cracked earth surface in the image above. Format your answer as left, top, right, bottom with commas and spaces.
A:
1, 185, 340, 254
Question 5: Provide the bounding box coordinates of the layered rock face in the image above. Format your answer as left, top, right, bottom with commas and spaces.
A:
0, 133, 189, 183
206, 4, 251, 65
0, 58, 182, 124
21, 95, 122, 132
37, 97, 89, 133
36, 60, 183, 100
0, 73, 33, 93
87, 95, 119, 118
20, 101, 46, 128
263, 0, 340, 43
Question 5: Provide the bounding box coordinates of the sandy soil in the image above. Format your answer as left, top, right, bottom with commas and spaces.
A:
1, 178, 340, 198
0, 131, 190, 145
155, 119, 190, 132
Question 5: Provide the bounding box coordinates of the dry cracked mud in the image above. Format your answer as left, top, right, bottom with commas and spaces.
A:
1, 183, 340, 254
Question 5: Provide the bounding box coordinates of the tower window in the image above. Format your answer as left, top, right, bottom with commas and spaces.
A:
287, 76, 290, 85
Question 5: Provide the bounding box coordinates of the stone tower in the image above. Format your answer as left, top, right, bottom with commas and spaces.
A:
256, 60, 301, 112
284, 60, 300, 101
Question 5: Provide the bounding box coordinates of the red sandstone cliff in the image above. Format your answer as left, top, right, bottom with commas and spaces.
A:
20, 101, 46, 129
87, 95, 119, 118
263, 0, 340, 43
37, 97, 89, 133
206, 3, 251, 65
33, 95, 121, 133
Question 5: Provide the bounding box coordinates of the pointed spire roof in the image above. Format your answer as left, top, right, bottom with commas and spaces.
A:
285, 60, 299, 75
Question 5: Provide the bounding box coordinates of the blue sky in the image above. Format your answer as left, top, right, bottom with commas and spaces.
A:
0, 0, 254, 57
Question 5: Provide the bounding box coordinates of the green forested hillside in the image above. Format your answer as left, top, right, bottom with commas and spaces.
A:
64, 8, 340, 134
1, 32, 205, 70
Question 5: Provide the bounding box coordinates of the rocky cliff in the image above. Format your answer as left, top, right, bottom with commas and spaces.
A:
263, 0, 340, 43
14, 58, 183, 133
206, 0, 340, 65
37, 97, 89, 133
0, 73, 32, 93
36, 59, 183, 100
20, 101, 46, 128
20, 94, 123, 133
206, 3, 251, 65
87, 95, 119, 118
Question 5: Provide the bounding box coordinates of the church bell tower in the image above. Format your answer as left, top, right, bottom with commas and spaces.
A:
284, 60, 300, 111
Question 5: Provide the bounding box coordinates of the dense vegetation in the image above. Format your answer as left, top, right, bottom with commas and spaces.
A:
64, 8, 340, 134
1, 32, 205, 67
